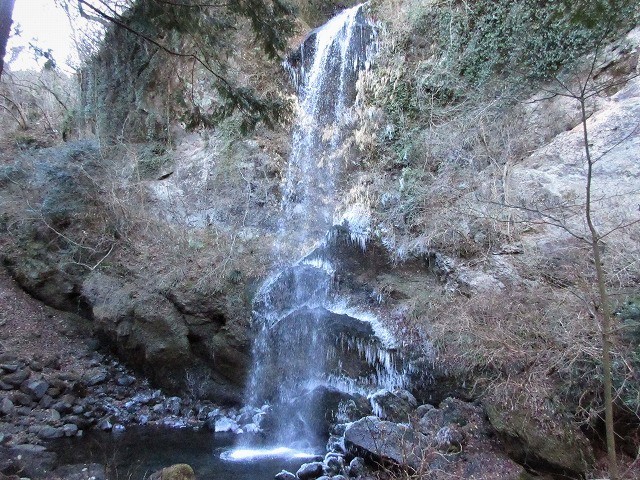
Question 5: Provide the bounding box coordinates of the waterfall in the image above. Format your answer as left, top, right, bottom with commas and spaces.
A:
236, 4, 408, 454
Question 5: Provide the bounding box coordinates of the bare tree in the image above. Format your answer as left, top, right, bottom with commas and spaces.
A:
495, 37, 640, 478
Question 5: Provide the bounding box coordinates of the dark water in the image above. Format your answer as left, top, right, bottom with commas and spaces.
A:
48, 427, 317, 480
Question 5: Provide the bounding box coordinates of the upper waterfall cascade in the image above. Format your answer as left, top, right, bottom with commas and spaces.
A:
244, 4, 411, 447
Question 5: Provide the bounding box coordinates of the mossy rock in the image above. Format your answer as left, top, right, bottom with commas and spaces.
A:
147, 464, 195, 480
484, 398, 594, 476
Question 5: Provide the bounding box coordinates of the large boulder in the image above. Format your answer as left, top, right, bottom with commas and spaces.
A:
82, 272, 249, 403
484, 397, 594, 476
344, 416, 427, 469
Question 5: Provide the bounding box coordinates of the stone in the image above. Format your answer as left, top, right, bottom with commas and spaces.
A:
326, 435, 347, 454
2, 370, 29, 387
0, 364, 19, 373
369, 388, 417, 422
116, 375, 135, 387
213, 416, 240, 433
415, 403, 435, 418
165, 396, 182, 415
434, 426, 464, 453
9, 391, 32, 407
29, 361, 43, 372
347, 457, 365, 477
85, 371, 108, 386
52, 400, 73, 414
296, 462, 324, 480
47, 409, 62, 421
0, 398, 14, 415
39, 394, 54, 409
97, 418, 113, 431
323, 452, 344, 475
274, 471, 296, 480
21, 378, 50, 400
344, 416, 427, 470
37, 426, 64, 439
63, 423, 79, 437
147, 464, 195, 480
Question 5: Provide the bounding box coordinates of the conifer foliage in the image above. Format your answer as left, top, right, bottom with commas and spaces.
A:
73, 0, 296, 135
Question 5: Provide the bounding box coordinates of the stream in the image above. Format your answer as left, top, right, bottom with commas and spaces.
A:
48, 428, 319, 480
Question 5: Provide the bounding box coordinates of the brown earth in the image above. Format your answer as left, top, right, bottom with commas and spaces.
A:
0, 265, 96, 376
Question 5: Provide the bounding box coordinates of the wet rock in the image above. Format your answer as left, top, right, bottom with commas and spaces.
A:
52, 463, 106, 480
213, 416, 240, 433
324, 452, 345, 475
326, 434, 347, 454
344, 416, 427, 469
147, 463, 195, 480
21, 378, 50, 400
347, 457, 365, 477
274, 470, 296, 480
296, 461, 324, 480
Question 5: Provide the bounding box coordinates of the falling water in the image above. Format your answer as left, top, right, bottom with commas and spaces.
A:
235, 4, 409, 454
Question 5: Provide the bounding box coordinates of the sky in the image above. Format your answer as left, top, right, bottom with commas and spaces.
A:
6, 0, 77, 72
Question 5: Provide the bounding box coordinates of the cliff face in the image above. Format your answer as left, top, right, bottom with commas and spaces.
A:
1, 0, 640, 472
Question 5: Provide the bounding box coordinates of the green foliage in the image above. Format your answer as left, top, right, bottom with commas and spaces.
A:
411, 0, 638, 85
616, 298, 640, 413
370, 0, 639, 131
81, 0, 296, 140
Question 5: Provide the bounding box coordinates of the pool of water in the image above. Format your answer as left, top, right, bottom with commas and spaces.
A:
48, 427, 321, 480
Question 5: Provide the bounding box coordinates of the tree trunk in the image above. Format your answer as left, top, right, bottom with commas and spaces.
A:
0, 0, 16, 78
581, 97, 618, 480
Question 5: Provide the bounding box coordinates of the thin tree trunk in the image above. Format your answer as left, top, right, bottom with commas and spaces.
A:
580, 97, 618, 480
0, 0, 16, 78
